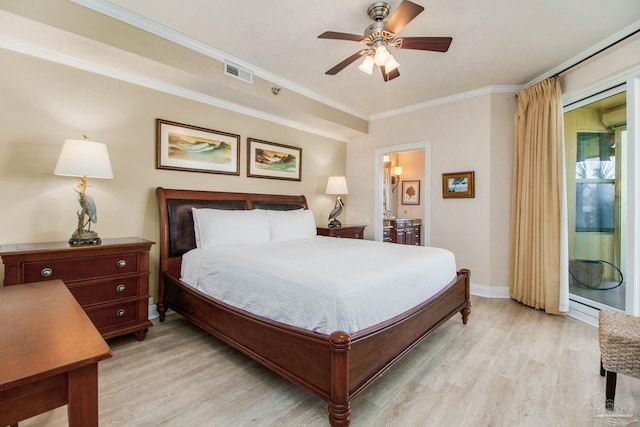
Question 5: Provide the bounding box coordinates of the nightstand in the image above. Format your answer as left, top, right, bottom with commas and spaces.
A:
0, 237, 154, 341
317, 225, 366, 239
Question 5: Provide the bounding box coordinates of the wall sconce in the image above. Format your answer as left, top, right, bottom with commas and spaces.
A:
391, 166, 403, 192
54, 136, 113, 245
325, 176, 349, 228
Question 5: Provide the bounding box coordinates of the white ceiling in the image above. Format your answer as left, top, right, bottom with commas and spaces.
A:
98, 0, 640, 119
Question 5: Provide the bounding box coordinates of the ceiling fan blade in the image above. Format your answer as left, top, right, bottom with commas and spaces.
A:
325, 50, 368, 75
381, 66, 400, 82
384, 0, 424, 34
398, 37, 452, 52
318, 31, 364, 42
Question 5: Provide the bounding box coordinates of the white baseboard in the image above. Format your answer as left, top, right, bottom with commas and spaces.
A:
149, 304, 159, 320
471, 283, 510, 299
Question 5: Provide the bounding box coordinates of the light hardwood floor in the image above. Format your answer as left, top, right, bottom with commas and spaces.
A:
20, 296, 640, 426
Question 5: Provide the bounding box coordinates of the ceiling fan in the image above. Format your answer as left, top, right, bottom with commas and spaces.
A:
318, 0, 452, 81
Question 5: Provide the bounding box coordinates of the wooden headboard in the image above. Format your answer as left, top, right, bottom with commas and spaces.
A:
156, 187, 308, 278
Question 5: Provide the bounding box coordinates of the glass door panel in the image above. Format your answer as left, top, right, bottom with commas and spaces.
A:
564, 91, 626, 311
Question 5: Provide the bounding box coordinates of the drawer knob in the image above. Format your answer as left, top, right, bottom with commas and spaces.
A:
116, 309, 125, 317
116, 284, 126, 292
117, 259, 127, 268
40, 268, 53, 277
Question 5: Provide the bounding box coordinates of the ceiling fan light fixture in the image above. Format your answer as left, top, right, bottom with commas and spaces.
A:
373, 45, 391, 66
384, 55, 399, 72
358, 55, 375, 74
318, 1, 452, 81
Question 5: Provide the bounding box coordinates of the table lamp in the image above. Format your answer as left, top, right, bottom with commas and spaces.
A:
54, 136, 113, 245
325, 176, 348, 228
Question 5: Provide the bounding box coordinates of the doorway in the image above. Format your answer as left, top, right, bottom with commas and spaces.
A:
374, 141, 431, 244
564, 90, 627, 312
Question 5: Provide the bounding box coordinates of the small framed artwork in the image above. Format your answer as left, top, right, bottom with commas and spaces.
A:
156, 119, 240, 175
247, 138, 302, 181
443, 171, 475, 198
401, 180, 421, 205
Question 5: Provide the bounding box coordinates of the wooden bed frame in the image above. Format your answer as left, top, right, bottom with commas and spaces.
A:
156, 187, 471, 426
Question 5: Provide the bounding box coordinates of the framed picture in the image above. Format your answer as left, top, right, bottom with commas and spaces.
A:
401, 180, 420, 205
156, 119, 240, 175
247, 138, 302, 181
443, 171, 475, 198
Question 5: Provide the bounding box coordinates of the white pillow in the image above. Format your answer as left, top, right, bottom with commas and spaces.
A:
192, 208, 270, 248
268, 209, 317, 242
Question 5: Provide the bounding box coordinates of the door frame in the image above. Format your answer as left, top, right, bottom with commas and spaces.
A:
563, 71, 640, 322
373, 141, 431, 244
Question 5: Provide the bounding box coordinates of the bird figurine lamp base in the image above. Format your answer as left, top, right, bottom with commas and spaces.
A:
68, 229, 101, 246
327, 195, 345, 228
68, 175, 102, 246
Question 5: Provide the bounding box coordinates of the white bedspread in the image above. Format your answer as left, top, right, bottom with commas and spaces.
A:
181, 236, 457, 335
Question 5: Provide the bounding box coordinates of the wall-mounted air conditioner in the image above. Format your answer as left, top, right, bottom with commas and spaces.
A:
601, 106, 626, 128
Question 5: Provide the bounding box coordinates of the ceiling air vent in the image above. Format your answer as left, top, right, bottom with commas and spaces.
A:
224, 61, 253, 84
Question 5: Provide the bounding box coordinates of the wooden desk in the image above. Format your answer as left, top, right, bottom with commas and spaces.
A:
0, 280, 112, 426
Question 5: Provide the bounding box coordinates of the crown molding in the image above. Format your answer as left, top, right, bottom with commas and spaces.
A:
370, 85, 522, 121
0, 33, 350, 142
70, 0, 368, 122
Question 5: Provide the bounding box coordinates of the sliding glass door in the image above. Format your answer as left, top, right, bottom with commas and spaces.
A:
564, 90, 627, 311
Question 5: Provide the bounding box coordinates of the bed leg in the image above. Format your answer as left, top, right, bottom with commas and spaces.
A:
461, 306, 471, 325
329, 331, 351, 427
157, 302, 166, 322
459, 268, 471, 325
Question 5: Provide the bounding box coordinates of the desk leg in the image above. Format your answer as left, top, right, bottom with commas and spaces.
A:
67, 363, 99, 427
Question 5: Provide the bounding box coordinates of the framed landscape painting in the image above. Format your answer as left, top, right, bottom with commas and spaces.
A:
247, 138, 302, 181
442, 171, 475, 198
156, 119, 240, 175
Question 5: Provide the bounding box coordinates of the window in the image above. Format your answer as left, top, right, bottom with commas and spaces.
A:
575, 131, 615, 232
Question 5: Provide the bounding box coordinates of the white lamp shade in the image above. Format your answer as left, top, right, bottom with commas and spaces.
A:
373, 45, 391, 66
358, 55, 375, 74
325, 176, 349, 195
384, 55, 400, 73
393, 166, 403, 176
54, 139, 113, 179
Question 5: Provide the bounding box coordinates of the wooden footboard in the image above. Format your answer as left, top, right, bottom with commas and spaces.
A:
159, 269, 470, 427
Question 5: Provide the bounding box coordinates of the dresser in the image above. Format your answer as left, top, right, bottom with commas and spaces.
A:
0, 237, 154, 341
383, 225, 393, 243
389, 219, 422, 246
316, 224, 366, 239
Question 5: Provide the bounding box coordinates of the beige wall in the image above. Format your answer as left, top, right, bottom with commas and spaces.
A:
342, 36, 640, 291
346, 92, 517, 288
0, 49, 347, 300
1, 14, 636, 300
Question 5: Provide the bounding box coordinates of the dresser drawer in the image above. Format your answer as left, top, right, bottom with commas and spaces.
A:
68, 277, 140, 306
85, 300, 140, 329
22, 253, 139, 283
332, 228, 362, 239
